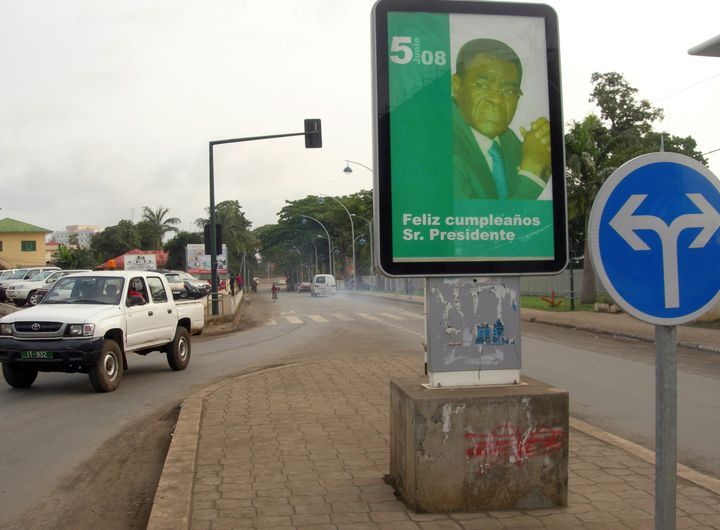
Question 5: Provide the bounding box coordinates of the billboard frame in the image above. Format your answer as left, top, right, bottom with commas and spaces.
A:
372, 0, 567, 276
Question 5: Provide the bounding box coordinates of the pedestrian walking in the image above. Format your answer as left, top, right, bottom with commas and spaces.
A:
229, 273, 236, 295
237, 273, 244, 292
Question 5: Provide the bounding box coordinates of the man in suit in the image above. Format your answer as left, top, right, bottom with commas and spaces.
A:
452, 39, 551, 200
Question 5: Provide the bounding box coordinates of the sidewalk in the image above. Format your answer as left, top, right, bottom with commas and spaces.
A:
148, 298, 720, 530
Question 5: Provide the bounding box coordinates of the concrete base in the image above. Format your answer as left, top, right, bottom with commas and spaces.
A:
389, 376, 568, 512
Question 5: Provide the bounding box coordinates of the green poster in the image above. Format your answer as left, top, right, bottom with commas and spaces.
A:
387, 11, 556, 263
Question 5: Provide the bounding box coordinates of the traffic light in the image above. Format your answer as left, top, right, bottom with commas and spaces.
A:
304, 119, 322, 148
204, 223, 223, 255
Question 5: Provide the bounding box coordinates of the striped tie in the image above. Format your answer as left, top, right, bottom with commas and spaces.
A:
489, 141, 508, 199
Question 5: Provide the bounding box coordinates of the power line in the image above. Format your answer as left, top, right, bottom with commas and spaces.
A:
656, 72, 720, 101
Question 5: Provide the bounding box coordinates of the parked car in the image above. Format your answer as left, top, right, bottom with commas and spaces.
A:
6, 269, 91, 306
0, 269, 20, 282
0, 267, 60, 302
162, 271, 189, 299
0, 271, 205, 392
162, 270, 210, 299
310, 274, 337, 297
296, 281, 311, 293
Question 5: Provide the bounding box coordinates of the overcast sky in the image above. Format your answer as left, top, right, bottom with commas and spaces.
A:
2, 0, 719, 236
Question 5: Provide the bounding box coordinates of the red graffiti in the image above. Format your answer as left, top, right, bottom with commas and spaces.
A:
465, 423, 564, 469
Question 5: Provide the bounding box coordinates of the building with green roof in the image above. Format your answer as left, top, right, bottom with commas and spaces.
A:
0, 218, 53, 269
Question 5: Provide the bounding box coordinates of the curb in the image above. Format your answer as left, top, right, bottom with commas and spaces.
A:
525, 314, 720, 354
146, 362, 314, 530
571, 417, 720, 496
350, 290, 720, 353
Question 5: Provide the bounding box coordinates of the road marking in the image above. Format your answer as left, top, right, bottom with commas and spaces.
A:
357, 312, 379, 321
267, 319, 277, 326
397, 311, 424, 320
333, 313, 355, 321
377, 312, 405, 320
285, 316, 303, 324
307, 314, 328, 323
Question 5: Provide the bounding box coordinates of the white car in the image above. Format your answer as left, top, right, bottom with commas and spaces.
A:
163, 272, 188, 299
0, 267, 60, 302
6, 269, 90, 306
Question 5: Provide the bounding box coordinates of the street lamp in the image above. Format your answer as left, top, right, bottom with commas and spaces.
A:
319, 195, 356, 290
351, 213, 374, 278
299, 214, 333, 276
343, 160, 374, 174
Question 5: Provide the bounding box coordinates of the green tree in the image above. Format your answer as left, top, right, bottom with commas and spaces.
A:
260, 191, 373, 281
90, 220, 141, 262
55, 244, 97, 269
195, 200, 257, 275
566, 72, 706, 303
141, 206, 181, 250
164, 231, 203, 270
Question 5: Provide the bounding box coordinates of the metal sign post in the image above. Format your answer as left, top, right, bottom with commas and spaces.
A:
655, 325, 677, 530
589, 152, 720, 530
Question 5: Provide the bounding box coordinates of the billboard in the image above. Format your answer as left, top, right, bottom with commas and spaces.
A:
372, 0, 567, 276
186, 244, 228, 275
123, 253, 157, 271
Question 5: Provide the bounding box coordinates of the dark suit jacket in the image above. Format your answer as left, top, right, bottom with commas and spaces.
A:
453, 105, 543, 200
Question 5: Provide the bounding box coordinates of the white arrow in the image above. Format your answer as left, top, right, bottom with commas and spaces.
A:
609, 193, 720, 309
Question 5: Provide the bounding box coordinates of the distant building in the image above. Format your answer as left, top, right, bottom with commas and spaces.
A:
49, 225, 101, 248
0, 218, 53, 269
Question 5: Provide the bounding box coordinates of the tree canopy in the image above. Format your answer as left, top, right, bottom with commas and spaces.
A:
195, 200, 258, 277
256, 191, 373, 282
566, 72, 706, 303
141, 206, 181, 250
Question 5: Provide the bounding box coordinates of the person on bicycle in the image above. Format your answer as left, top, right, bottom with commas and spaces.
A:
271, 282, 279, 301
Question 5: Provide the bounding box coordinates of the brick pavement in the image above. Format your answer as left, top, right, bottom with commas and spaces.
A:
150, 353, 720, 530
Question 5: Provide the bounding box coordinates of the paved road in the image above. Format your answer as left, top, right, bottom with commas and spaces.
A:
1, 290, 718, 526
0, 292, 420, 526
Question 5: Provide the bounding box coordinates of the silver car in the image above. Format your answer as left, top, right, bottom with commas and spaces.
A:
6, 269, 91, 306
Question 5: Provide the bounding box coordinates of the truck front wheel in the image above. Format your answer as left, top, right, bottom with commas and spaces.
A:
89, 339, 123, 392
2, 363, 38, 388
166, 327, 190, 371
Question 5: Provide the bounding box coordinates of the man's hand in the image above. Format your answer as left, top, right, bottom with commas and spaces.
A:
519, 117, 551, 181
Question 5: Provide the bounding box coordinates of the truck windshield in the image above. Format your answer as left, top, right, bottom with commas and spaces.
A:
42, 276, 125, 305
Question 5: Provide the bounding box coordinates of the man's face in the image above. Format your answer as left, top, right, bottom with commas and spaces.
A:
452, 54, 522, 139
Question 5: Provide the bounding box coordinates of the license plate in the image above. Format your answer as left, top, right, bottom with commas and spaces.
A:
21, 351, 53, 359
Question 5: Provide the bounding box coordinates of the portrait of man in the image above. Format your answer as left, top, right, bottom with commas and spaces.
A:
452, 38, 551, 200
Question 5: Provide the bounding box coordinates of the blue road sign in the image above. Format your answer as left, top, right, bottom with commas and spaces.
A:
589, 152, 720, 325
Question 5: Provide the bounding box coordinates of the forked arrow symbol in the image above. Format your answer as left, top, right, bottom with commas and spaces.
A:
609, 193, 720, 308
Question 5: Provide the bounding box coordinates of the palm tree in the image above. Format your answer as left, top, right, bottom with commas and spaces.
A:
141, 206, 181, 250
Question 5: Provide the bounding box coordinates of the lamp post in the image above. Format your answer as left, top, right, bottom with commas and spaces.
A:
351, 213, 374, 279
343, 160, 374, 174
300, 214, 333, 276
319, 195, 356, 290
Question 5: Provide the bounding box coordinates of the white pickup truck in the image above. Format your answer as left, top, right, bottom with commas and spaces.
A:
0, 271, 204, 392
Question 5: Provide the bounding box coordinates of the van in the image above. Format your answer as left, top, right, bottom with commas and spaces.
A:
310, 274, 336, 297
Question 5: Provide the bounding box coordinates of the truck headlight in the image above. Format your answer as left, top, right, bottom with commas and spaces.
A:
68, 324, 95, 337
0, 323, 12, 335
